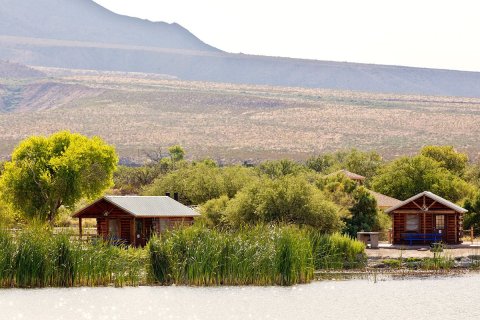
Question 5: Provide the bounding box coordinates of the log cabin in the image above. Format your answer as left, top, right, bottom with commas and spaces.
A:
385, 191, 467, 245
73, 195, 200, 246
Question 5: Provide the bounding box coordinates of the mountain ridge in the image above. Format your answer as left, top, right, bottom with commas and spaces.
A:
1, 0, 480, 97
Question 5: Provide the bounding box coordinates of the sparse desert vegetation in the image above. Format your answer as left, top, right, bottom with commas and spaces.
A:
1, 67, 480, 163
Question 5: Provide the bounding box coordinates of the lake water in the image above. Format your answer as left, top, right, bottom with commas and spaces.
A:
1, 275, 479, 320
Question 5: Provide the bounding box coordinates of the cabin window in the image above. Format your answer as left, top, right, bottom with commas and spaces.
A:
435, 215, 445, 230
406, 214, 419, 231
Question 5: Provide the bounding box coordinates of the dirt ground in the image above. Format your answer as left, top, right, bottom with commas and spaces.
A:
366, 243, 480, 259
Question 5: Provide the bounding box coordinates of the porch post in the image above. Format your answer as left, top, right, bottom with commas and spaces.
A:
454, 214, 458, 244
423, 212, 426, 244
391, 213, 395, 244
79, 218, 83, 240
133, 217, 136, 247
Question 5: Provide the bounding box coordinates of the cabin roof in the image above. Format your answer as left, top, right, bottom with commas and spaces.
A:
367, 190, 402, 209
384, 191, 467, 214
74, 196, 200, 218
327, 169, 366, 181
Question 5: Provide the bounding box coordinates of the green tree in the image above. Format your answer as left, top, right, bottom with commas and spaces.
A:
306, 149, 383, 179
168, 145, 185, 163
257, 159, 306, 179
371, 155, 472, 202
420, 145, 468, 176
343, 149, 383, 179
200, 195, 230, 227
463, 193, 480, 233
344, 187, 379, 237
225, 176, 343, 233
0, 131, 118, 223
143, 161, 257, 205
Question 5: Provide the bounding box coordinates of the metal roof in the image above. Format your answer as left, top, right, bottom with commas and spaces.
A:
384, 191, 467, 214
103, 196, 200, 217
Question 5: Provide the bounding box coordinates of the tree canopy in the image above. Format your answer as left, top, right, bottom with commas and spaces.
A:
306, 149, 383, 180
371, 155, 472, 202
0, 131, 118, 223
223, 176, 343, 233
420, 145, 468, 176
143, 161, 258, 205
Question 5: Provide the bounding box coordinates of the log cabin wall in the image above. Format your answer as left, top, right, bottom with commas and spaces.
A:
120, 218, 131, 243
97, 217, 107, 238
391, 194, 463, 245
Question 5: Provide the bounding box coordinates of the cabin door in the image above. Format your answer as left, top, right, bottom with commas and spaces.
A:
135, 219, 146, 247
434, 215, 446, 241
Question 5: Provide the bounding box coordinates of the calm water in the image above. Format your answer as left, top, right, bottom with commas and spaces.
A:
1, 275, 479, 320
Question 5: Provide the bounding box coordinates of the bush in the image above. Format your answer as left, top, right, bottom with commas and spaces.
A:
225, 176, 343, 233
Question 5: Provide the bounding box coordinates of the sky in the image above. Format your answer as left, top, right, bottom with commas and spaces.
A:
93, 0, 480, 72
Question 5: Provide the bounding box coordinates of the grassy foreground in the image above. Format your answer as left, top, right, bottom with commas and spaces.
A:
0, 226, 365, 288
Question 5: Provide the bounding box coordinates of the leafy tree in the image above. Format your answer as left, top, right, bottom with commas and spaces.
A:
465, 160, 480, 188
371, 155, 473, 202
168, 145, 185, 163
114, 165, 163, 194
344, 187, 379, 237
306, 153, 339, 174
225, 176, 343, 233
200, 195, 230, 227
0, 131, 118, 223
463, 193, 480, 233
343, 149, 383, 179
143, 161, 257, 205
306, 149, 383, 179
420, 145, 468, 176
257, 159, 306, 179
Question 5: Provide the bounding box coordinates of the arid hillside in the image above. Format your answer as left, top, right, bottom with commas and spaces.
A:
1, 66, 480, 163
2, 1, 480, 97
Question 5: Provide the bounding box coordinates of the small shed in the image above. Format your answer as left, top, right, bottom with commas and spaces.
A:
73, 196, 200, 246
385, 191, 467, 245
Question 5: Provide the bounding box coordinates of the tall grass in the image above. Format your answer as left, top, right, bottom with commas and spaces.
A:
0, 227, 147, 288
309, 232, 366, 270
0, 225, 365, 288
0, 229, 15, 287
149, 226, 354, 286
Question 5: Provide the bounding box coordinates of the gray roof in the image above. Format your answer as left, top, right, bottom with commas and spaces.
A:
385, 191, 467, 214
367, 190, 402, 209
326, 169, 366, 181
104, 196, 200, 217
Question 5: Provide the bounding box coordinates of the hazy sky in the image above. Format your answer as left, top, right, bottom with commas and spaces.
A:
93, 0, 480, 72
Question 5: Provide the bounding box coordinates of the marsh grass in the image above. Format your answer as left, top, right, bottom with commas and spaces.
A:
1, 225, 365, 288
148, 226, 362, 286
0, 227, 147, 288
0, 229, 15, 287
309, 232, 366, 270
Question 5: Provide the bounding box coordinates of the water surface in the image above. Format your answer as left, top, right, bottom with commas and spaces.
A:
1, 275, 479, 320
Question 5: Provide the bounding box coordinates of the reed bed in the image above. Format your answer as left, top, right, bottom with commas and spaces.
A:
309, 232, 366, 270
0, 226, 365, 288
0, 227, 147, 288
148, 226, 364, 286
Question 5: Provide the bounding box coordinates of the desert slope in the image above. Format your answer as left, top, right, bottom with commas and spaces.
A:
1, 0, 480, 96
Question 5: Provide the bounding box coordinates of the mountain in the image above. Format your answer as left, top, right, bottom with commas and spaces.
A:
1, 0, 480, 97
0, 0, 218, 51
0, 60, 45, 78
